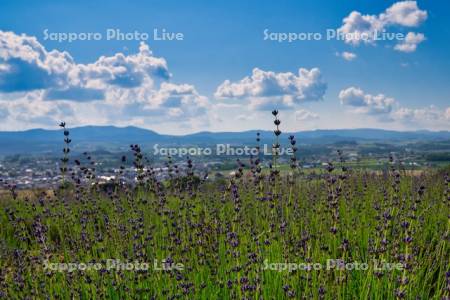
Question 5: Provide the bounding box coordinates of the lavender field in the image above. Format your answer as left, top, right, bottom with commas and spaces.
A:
0, 112, 449, 299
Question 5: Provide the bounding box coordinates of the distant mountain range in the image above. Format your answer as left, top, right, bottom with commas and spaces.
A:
0, 126, 449, 155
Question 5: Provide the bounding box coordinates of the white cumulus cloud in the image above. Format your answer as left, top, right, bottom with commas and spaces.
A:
0, 31, 170, 97
337, 1, 427, 51
339, 87, 395, 114
381, 1, 428, 27
336, 51, 357, 61
215, 68, 327, 110
394, 32, 425, 53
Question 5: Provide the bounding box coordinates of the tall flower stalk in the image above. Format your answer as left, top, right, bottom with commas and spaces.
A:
59, 122, 71, 189
287, 135, 297, 215
271, 110, 281, 177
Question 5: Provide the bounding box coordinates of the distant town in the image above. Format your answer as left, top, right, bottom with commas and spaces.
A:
1, 138, 448, 189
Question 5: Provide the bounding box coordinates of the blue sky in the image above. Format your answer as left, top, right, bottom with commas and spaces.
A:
0, 0, 449, 133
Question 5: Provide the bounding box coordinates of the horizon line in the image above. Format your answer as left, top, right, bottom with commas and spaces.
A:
0, 125, 448, 136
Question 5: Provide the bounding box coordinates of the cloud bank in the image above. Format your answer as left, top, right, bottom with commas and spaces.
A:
339, 86, 450, 129
0, 31, 208, 130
